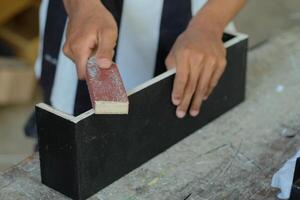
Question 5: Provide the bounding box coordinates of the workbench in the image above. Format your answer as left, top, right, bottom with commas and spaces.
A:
1, 27, 300, 200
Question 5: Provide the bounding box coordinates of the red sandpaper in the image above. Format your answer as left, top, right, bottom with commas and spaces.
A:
86, 57, 129, 114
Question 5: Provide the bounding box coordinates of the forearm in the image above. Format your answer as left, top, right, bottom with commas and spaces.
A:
189, 0, 246, 37
63, 0, 104, 16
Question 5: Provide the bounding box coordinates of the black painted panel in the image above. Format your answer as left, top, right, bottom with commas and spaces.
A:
36, 108, 79, 199
37, 34, 248, 200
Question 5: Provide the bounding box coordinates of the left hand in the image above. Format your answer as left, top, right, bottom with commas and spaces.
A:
165, 23, 227, 118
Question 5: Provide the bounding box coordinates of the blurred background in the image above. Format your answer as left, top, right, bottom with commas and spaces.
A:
0, 0, 299, 171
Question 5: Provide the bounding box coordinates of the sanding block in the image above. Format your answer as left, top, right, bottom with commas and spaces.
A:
86, 57, 129, 114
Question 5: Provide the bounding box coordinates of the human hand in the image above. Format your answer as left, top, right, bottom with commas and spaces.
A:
63, 0, 118, 79
165, 23, 227, 118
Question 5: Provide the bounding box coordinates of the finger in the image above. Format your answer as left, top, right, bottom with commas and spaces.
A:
74, 47, 93, 80
63, 42, 73, 61
172, 52, 189, 106
176, 63, 200, 118
176, 54, 204, 118
165, 51, 176, 70
205, 59, 226, 98
96, 29, 117, 69
189, 58, 215, 116
189, 88, 203, 117
71, 38, 96, 79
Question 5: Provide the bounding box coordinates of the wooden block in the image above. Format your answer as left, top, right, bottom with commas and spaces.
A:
0, 5, 39, 64
0, 57, 36, 104
86, 57, 129, 114
0, 26, 39, 64
36, 32, 248, 200
0, 0, 33, 25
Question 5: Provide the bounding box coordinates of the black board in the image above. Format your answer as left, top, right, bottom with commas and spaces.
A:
290, 158, 300, 200
36, 32, 248, 200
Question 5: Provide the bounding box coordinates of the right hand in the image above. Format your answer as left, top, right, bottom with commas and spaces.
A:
63, 0, 118, 79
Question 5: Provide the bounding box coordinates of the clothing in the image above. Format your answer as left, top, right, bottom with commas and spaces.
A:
35, 0, 208, 116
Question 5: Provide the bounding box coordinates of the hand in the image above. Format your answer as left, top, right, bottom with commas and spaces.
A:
165, 23, 227, 118
63, 0, 118, 79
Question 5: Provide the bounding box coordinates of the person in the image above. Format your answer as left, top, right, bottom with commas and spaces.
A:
25, 0, 245, 138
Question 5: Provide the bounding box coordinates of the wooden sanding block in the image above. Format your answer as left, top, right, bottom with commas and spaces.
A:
86, 57, 129, 114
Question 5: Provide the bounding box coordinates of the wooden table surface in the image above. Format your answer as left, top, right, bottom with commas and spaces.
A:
1, 27, 300, 200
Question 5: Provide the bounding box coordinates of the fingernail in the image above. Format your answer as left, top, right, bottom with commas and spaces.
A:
203, 96, 208, 101
190, 110, 199, 117
172, 96, 180, 105
97, 58, 112, 69
176, 110, 186, 118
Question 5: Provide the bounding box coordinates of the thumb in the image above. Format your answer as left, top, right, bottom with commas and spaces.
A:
96, 30, 117, 69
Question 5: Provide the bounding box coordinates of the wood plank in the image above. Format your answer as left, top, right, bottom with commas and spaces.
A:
0, 5, 39, 63
86, 58, 129, 114
36, 32, 248, 200
0, 0, 32, 24
0, 57, 36, 104
0, 27, 39, 64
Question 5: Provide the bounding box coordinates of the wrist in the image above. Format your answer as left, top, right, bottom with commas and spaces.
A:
188, 13, 225, 39
64, 0, 104, 17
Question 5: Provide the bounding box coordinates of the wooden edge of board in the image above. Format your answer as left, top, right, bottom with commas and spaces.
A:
36, 32, 249, 123
95, 101, 129, 114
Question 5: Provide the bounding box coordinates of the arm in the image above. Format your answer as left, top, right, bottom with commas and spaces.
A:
191, 0, 245, 37
63, 0, 118, 79
166, 0, 246, 118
